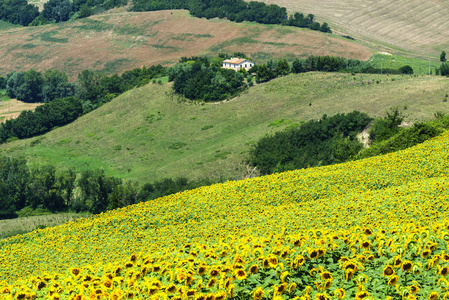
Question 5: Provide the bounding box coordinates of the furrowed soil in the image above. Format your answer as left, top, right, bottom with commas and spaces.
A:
0, 10, 372, 78
258, 0, 449, 59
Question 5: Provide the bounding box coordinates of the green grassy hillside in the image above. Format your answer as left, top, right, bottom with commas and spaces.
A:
1, 72, 448, 182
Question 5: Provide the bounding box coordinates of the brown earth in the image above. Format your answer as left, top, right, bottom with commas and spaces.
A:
0, 10, 372, 79
258, 0, 449, 59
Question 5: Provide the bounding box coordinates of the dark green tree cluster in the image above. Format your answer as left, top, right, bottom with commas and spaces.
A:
0, 0, 126, 26
168, 57, 245, 101
438, 63, 449, 76
6, 69, 75, 103
249, 111, 372, 175
0, 156, 215, 219
0, 0, 39, 26
132, 0, 331, 33
0, 97, 83, 142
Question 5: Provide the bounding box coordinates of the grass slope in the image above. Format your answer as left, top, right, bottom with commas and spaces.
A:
1, 125, 449, 299
1, 73, 449, 182
0, 10, 372, 79
258, 0, 449, 59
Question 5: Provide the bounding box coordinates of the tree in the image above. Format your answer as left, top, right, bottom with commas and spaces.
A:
276, 59, 290, 76
291, 59, 307, 73
441, 51, 446, 62
42, 0, 73, 23
399, 65, 413, 74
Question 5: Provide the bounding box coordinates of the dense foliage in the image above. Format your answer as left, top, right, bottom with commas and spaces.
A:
0, 0, 38, 26
132, 0, 331, 33
0, 65, 166, 144
0, 156, 215, 219
6, 69, 75, 103
2, 129, 449, 299
168, 57, 245, 101
0, 97, 83, 143
0, 0, 126, 26
249, 111, 372, 175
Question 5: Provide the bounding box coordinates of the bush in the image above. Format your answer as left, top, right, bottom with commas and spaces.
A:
399, 65, 413, 74
369, 107, 404, 143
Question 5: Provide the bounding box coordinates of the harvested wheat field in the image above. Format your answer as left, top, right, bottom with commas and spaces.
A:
259, 0, 449, 58
0, 10, 372, 78
0, 100, 41, 123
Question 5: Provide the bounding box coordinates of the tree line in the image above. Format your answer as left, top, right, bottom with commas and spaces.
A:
0, 65, 166, 144
0, 156, 214, 219
0, 0, 126, 26
132, 0, 331, 33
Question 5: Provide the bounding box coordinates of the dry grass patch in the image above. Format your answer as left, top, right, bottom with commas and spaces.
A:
0, 10, 372, 78
0, 100, 42, 123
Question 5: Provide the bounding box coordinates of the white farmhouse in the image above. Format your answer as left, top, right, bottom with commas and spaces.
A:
222, 57, 255, 71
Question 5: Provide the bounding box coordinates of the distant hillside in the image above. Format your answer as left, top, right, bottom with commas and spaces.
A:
258, 0, 449, 58
0, 10, 372, 78
1, 72, 448, 182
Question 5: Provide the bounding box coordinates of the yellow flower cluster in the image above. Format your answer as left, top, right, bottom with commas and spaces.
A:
1, 131, 449, 299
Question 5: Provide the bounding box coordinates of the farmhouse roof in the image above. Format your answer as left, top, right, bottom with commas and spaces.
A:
223, 58, 248, 65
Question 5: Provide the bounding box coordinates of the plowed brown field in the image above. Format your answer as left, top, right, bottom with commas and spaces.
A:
0, 10, 372, 78
259, 0, 449, 58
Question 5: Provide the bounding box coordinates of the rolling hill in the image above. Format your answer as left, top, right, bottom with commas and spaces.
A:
1, 72, 448, 182
259, 0, 449, 59
0, 10, 372, 79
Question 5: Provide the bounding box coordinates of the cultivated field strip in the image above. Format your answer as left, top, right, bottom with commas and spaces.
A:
260, 0, 449, 57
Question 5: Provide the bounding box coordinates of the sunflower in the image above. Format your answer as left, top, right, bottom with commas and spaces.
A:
186, 289, 196, 298
274, 283, 287, 295
215, 291, 226, 300
294, 255, 306, 268
315, 293, 330, 300
363, 228, 373, 235
166, 283, 177, 294
343, 261, 359, 272
268, 255, 279, 268
323, 279, 332, 290
15, 292, 27, 300
334, 288, 346, 299
253, 287, 264, 300
422, 249, 432, 259
172, 296, 183, 300
233, 269, 247, 281
355, 290, 370, 299
393, 256, 403, 268
228, 284, 235, 298
197, 265, 207, 276
177, 272, 187, 283
262, 258, 270, 268
249, 265, 259, 274
207, 278, 217, 288
429, 292, 439, 300
410, 285, 420, 294
320, 271, 333, 281
345, 269, 356, 281
402, 261, 413, 273
309, 249, 319, 259
209, 267, 220, 277
360, 241, 371, 250
69, 268, 81, 277
388, 275, 399, 286
383, 266, 395, 277
186, 274, 194, 285
195, 294, 206, 300
288, 282, 297, 294
439, 266, 449, 277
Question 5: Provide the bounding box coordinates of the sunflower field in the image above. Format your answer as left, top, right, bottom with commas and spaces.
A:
1, 130, 449, 300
